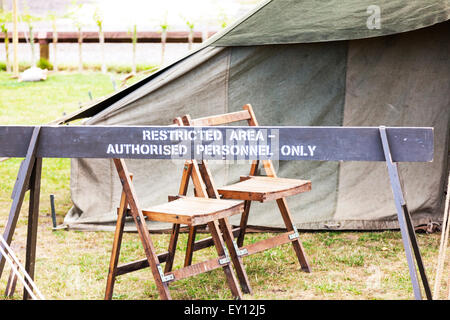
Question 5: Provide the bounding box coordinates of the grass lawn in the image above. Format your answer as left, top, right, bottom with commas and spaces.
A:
0, 71, 446, 300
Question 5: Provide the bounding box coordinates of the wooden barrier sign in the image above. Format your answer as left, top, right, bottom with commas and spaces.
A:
0, 125, 433, 161
0, 125, 435, 300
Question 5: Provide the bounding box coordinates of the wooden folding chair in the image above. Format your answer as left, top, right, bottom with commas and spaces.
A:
178, 104, 312, 273
105, 131, 252, 299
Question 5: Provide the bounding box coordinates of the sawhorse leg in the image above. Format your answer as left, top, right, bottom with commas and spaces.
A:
379, 126, 432, 300
23, 157, 42, 300
0, 127, 41, 300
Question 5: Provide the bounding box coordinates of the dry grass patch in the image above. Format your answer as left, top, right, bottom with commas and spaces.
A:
0, 210, 445, 300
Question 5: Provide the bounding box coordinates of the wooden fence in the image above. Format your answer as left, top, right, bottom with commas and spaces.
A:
0, 30, 217, 60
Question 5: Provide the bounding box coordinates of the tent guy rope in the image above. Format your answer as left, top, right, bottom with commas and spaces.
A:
433, 173, 450, 299
0, 235, 44, 300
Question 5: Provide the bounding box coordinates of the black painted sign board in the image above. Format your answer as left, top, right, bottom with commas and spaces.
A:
0, 125, 434, 162
0, 125, 435, 300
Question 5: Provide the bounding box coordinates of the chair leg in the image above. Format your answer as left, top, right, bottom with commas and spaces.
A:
208, 221, 243, 299
184, 226, 197, 267
113, 158, 172, 300
131, 212, 172, 300
276, 198, 311, 272
237, 200, 252, 247
219, 218, 252, 295
105, 194, 128, 300
164, 224, 180, 273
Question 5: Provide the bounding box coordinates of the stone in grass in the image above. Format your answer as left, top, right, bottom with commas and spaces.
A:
19, 67, 48, 82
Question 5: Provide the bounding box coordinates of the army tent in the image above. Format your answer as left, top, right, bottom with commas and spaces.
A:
61, 0, 450, 231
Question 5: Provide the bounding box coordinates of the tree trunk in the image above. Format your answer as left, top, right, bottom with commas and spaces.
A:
78, 27, 83, 73
202, 28, 209, 43
160, 29, 166, 66
29, 25, 35, 67
99, 26, 106, 74
12, 0, 18, 77
188, 28, 194, 50
131, 25, 137, 74
52, 21, 58, 72
3, 30, 10, 72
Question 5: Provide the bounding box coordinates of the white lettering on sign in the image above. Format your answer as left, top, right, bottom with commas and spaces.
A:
142, 129, 222, 141
280, 145, 317, 157
308, 145, 317, 156
109, 128, 278, 159
196, 144, 272, 157
142, 130, 168, 141
106, 143, 187, 156
229, 129, 265, 141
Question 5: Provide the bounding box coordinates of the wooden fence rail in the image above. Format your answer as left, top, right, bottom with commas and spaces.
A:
0, 30, 217, 60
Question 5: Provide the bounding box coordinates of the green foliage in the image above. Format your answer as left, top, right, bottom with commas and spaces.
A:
18, 61, 32, 72
20, 2, 41, 27
46, 62, 159, 74
186, 20, 194, 30
106, 63, 158, 74
66, 0, 84, 29
46, 11, 59, 32
20, 4, 41, 66
93, 7, 103, 29
37, 57, 54, 70
159, 11, 169, 31
180, 14, 195, 31
217, 11, 230, 29
0, 61, 36, 72
0, 72, 117, 125
128, 24, 138, 43
47, 11, 58, 22
335, 253, 365, 267
0, 10, 12, 32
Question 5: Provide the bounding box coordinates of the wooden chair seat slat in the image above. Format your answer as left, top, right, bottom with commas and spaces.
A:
142, 197, 244, 226
218, 176, 311, 202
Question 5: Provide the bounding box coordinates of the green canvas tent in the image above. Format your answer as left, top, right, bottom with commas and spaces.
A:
61, 0, 450, 231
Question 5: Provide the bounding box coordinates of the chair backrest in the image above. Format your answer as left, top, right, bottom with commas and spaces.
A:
172, 117, 221, 200
186, 108, 256, 126
181, 104, 277, 179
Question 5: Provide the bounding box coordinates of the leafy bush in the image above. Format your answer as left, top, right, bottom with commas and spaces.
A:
19, 62, 32, 72
0, 61, 32, 72
37, 57, 53, 70
0, 60, 159, 74
107, 64, 131, 73
61, 62, 159, 74
136, 63, 159, 73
